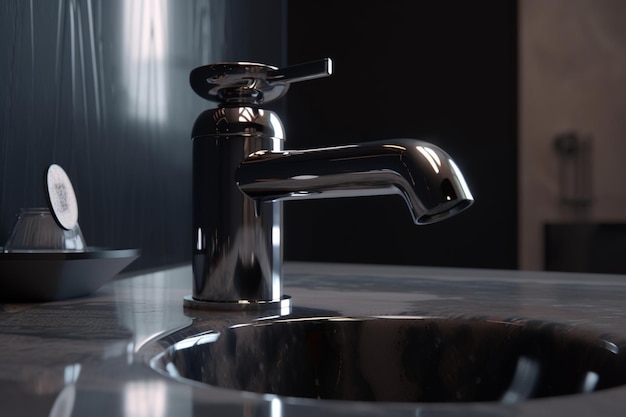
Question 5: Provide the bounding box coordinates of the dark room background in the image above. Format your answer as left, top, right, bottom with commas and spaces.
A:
0, 1, 518, 272
283, 1, 518, 269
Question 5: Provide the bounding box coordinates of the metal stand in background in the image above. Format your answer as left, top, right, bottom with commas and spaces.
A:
553, 132, 593, 211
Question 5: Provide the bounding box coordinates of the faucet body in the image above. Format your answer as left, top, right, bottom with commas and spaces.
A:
186, 59, 474, 310
191, 107, 285, 308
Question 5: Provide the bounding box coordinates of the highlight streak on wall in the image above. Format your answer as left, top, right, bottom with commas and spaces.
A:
123, 0, 168, 124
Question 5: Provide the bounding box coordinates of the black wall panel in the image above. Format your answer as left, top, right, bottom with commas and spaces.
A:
284, 1, 518, 268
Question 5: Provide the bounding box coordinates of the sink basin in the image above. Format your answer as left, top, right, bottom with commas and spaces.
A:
150, 315, 626, 403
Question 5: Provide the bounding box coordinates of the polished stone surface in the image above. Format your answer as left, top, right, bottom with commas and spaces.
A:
3, 262, 626, 415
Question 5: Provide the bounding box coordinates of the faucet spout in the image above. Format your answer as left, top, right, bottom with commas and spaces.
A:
236, 139, 473, 224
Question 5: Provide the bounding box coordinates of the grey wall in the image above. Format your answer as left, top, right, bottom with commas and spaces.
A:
0, 0, 284, 271
520, 0, 626, 271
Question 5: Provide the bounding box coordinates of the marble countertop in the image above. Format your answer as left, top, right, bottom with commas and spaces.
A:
2, 262, 626, 416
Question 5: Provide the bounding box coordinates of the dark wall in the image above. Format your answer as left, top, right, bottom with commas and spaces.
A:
283, 1, 518, 268
0, 0, 284, 271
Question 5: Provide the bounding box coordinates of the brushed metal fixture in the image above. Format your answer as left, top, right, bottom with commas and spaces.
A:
185, 58, 473, 310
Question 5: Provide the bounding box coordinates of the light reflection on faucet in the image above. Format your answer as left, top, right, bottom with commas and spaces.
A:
416, 145, 441, 173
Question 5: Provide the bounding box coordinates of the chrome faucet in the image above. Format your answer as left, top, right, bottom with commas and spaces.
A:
185, 58, 473, 311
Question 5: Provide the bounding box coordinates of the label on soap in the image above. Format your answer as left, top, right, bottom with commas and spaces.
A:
46, 164, 79, 230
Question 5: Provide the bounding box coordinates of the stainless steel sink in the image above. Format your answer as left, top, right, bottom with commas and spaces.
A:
149, 315, 626, 403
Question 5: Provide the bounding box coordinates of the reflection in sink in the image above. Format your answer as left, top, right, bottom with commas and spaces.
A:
150, 316, 626, 403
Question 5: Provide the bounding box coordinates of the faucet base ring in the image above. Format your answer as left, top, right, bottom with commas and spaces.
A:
183, 295, 292, 313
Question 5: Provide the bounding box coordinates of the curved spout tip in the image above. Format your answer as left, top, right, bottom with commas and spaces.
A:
415, 198, 474, 225
409, 152, 474, 224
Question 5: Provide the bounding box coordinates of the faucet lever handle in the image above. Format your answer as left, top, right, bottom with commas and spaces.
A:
190, 58, 332, 106
267, 58, 333, 86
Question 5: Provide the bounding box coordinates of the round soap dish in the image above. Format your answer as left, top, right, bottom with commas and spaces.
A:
0, 248, 140, 302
